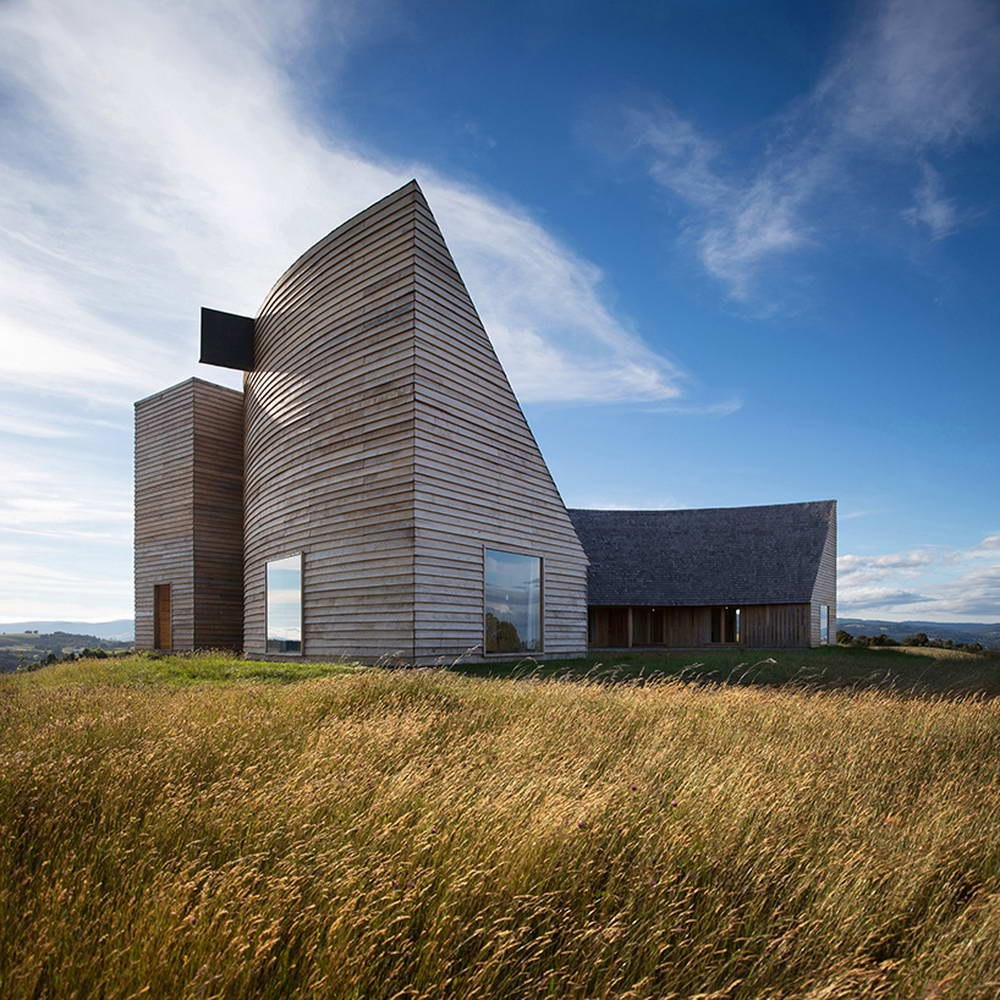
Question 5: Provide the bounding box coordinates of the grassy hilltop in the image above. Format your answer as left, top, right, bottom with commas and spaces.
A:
1, 651, 998, 999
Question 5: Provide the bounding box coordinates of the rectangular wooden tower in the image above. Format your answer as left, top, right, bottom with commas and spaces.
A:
134, 378, 244, 651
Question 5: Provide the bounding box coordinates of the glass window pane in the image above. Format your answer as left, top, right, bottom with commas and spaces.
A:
266, 555, 302, 654
819, 605, 829, 645
484, 549, 542, 654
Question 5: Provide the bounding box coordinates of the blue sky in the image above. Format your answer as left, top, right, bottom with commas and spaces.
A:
1, 0, 998, 623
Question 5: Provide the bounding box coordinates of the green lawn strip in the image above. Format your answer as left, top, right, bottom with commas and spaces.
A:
452, 645, 1000, 695
7, 646, 998, 696
5, 652, 360, 688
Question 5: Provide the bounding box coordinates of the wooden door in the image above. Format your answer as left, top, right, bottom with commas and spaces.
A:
154, 584, 172, 650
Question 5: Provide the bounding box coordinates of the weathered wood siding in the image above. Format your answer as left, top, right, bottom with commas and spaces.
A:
192, 381, 244, 649
242, 181, 588, 661
243, 185, 419, 660
135, 382, 196, 651
589, 606, 716, 647
810, 503, 837, 645
588, 603, 812, 648
664, 607, 711, 646
742, 604, 811, 647
135, 379, 243, 651
411, 188, 589, 660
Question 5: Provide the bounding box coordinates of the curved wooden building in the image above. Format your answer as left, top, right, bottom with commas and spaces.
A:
134, 181, 837, 659
137, 181, 589, 662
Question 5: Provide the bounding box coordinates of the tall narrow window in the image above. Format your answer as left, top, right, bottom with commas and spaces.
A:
484, 549, 542, 654
819, 605, 830, 645
266, 554, 302, 654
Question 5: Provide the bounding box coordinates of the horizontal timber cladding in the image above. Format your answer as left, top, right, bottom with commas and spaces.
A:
241, 180, 588, 662
191, 380, 244, 650
243, 183, 421, 661
410, 190, 589, 660
587, 604, 812, 648
135, 379, 245, 651
135, 382, 196, 650
810, 504, 837, 646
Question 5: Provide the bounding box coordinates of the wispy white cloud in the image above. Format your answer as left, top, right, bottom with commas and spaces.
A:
839, 587, 931, 610
0, 458, 132, 619
932, 565, 1000, 618
0, 411, 77, 440
0, 0, 698, 619
0, 0, 682, 410
627, 0, 1000, 300
0, 461, 131, 542
627, 108, 817, 299
839, 551, 937, 577
0, 551, 132, 620
838, 534, 1000, 620
641, 397, 743, 417
630, 107, 728, 210
903, 162, 959, 238
828, 0, 1000, 149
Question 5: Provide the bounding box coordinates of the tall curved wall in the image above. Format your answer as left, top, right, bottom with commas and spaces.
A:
243, 185, 420, 660
243, 180, 589, 661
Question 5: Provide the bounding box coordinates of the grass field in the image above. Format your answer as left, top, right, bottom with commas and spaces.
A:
458, 643, 1000, 696
1, 653, 998, 998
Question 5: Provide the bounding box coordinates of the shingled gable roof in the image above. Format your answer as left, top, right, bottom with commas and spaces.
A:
568, 500, 836, 607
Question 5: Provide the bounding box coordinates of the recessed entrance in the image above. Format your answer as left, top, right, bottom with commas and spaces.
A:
711, 606, 741, 644
154, 584, 172, 650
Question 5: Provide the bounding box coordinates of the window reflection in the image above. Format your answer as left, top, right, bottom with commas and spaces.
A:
266, 554, 302, 654
484, 549, 542, 654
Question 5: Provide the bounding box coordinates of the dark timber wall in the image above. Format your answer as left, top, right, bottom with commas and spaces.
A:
134, 378, 244, 651
242, 181, 588, 661
742, 604, 812, 647
588, 604, 813, 648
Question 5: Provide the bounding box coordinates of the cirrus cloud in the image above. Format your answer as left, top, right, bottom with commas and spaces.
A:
0, 0, 694, 620
627, 0, 1000, 302
0, 0, 684, 409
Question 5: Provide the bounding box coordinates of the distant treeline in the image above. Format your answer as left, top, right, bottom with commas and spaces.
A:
837, 630, 985, 654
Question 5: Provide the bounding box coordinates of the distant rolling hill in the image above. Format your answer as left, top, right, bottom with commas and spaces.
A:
2, 618, 997, 652
0, 619, 134, 642
839, 618, 1000, 649
0, 630, 133, 672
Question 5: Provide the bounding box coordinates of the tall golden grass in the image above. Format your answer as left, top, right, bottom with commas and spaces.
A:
1, 660, 997, 998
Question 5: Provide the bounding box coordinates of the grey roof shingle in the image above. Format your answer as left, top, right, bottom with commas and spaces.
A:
568, 500, 836, 607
